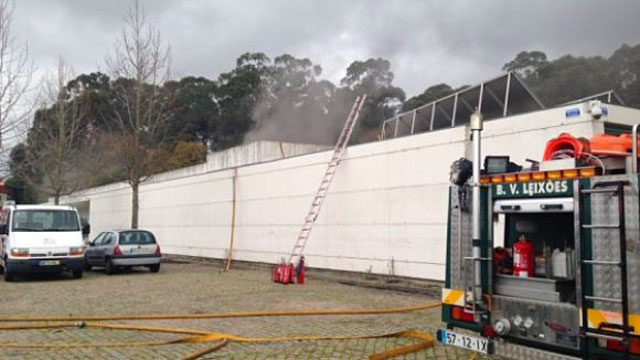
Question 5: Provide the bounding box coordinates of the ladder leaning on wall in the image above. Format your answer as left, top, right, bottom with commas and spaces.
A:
287, 95, 367, 264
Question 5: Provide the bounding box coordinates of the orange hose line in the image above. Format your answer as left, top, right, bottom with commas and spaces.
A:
88, 323, 434, 344
0, 326, 434, 348
180, 339, 228, 360
0, 323, 74, 330
0, 304, 440, 359
0, 337, 192, 349
0, 302, 441, 323
87, 322, 214, 335
0, 320, 436, 360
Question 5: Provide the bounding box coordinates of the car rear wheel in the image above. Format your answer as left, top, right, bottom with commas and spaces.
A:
72, 269, 83, 279
105, 258, 115, 275
83, 260, 92, 271
3, 269, 13, 282
149, 264, 160, 273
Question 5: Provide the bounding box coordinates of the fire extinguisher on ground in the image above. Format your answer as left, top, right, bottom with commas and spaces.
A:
273, 257, 307, 285
513, 234, 534, 277
296, 256, 306, 284
272, 263, 282, 283
281, 263, 295, 284
273, 258, 287, 283
287, 263, 295, 284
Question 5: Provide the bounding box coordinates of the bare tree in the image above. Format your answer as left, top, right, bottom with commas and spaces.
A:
18, 57, 87, 204
0, 0, 33, 163
106, 0, 171, 228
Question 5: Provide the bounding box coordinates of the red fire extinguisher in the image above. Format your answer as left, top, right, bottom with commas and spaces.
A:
280, 263, 292, 284
286, 263, 295, 284
296, 256, 306, 284
272, 264, 282, 283
513, 234, 534, 277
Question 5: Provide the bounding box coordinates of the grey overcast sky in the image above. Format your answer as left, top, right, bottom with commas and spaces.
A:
13, 0, 640, 97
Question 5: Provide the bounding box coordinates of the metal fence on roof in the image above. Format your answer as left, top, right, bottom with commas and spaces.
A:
380, 72, 545, 140
560, 90, 625, 106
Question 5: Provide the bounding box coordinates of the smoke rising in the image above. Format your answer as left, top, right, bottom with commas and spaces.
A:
246, 82, 358, 146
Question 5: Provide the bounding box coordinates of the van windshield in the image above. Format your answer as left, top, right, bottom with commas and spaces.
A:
12, 210, 80, 232
119, 231, 156, 245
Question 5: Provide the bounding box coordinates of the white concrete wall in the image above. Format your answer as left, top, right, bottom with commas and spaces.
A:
60, 103, 640, 280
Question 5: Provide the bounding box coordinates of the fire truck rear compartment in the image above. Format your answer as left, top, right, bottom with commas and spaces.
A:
491, 198, 580, 349
448, 186, 593, 350
494, 208, 576, 303
493, 175, 639, 355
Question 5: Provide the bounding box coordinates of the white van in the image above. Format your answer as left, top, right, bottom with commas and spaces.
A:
0, 205, 90, 281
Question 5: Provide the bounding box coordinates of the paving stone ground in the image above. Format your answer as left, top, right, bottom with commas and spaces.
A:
0, 261, 497, 359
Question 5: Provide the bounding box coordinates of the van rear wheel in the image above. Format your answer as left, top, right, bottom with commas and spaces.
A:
149, 264, 160, 273
72, 269, 83, 279
3, 269, 13, 282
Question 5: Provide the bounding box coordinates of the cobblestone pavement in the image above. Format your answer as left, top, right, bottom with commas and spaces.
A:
0, 261, 496, 359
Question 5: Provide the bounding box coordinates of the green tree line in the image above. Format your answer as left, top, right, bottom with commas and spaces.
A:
8, 43, 640, 204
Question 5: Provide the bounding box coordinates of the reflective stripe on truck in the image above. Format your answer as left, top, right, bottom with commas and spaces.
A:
586, 308, 640, 336
441, 288, 465, 307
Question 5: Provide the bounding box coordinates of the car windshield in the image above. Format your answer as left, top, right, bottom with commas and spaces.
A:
118, 231, 156, 245
12, 210, 80, 232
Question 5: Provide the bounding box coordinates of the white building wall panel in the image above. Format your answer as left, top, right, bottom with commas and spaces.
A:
59, 103, 640, 280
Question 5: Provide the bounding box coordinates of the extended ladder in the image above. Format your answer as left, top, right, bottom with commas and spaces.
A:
579, 181, 632, 360
287, 95, 367, 263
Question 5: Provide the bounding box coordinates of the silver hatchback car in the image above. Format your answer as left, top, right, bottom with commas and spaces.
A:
84, 230, 161, 274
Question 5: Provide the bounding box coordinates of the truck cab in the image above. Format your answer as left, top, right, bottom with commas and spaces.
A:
440, 129, 640, 359
0, 205, 90, 281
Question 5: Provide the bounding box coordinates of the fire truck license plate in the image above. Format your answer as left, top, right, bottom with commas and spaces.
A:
440, 329, 489, 354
